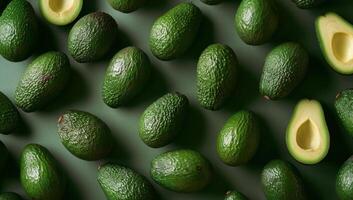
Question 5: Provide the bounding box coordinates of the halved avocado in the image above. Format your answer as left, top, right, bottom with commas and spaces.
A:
286, 99, 330, 164
316, 13, 353, 74
39, 0, 83, 26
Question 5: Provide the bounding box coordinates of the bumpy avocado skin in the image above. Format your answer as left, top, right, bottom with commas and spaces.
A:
0, 0, 38, 62
15, 52, 71, 112
149, 3, 202, 60
261, 160, 306, 200
151, 149, 212, 192
0, 92, 19, 134
291, 0, 324, 8
235, 0, 278, 45
107, 0, 146, 13
335, 89, 353, 138
0, 192, 23, 200
98, 163, 156, 200
216, 110, 260, 166
197, 43, 237, 110
139, 93, 189, 148
20, 144, 65, 200
336, 156, 353, 200
102, 47, 150, 108
57, 110, 113, 161
68, 12, 118, 63
259, 42, 308, 100
224, 190, 248, 200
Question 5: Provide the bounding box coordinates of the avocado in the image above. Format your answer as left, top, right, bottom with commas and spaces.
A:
224, 190, 248, 200
335, 89, 353, 137
286, 99, 330, 164
291, 0, 324, 9
107, 0, 146, 13
197, 43, 237, 110
216, 110, 260, 166
139, 92, 189, 148
102, 46, 150, 108
0, 141, 8, 172
0, 192, 23, 200
97, 163, 156, 200
316, 13, 353, 74
0, 91, 20, 134
201, 0, 222, 5
57, 110, 113, 161
259, 42, 308, 100
149, 2, 202, 60
0, 0, 38, 62
151, 149, 212, 192
15, 51, 71, 112
234, 0, 279, 45
261, 160, 306, 200
68, 12, 118, 63
336, 156, 353, 199
20, 144, 65, 200
39, 0, 83, 25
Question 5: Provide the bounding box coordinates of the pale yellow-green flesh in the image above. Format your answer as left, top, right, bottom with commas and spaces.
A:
40, 0, 82, 25
317, 13, 353, 73
286, 99, 330, 164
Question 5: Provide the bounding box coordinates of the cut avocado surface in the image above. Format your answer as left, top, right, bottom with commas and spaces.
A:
39, 0, 83, 26
286, 99, 330, 164
316, 13, 353, 74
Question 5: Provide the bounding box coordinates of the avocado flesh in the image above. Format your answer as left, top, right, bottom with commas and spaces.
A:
286, 99, 330, 164
40, 0, 82, 26
316, 13, 353, 74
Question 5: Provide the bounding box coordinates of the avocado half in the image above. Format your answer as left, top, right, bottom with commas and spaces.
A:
316, 13, 353, 75
286, 99, 330, 164
39, 0, 83, 26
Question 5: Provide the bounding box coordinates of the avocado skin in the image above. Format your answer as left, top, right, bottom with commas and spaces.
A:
151, 149, 212, 192
0, 92, 19, 134
102, 47, 150, 108
335, 89, 353, 138
68, 12, 118, 63
336, 156, 353, 200
225, 190, 248, 200
197, 43, 237, 110
201, 0, 222, 5
216, 110, 260, 166
139, 93, 189, 148
98, 163, 156, 200
20, 144, 65, 200
0, 192, 23, 200
58, 110, 113, 161
259, 42, 308, 100
291, 0, 324, 8
0, 141, 8, 173
0, 0, 38, 62
15, 51, 71, 112
107, 0, 146, 13
149, 3, 202, 60
261, 160, 306, 200
235, 0, 278, 45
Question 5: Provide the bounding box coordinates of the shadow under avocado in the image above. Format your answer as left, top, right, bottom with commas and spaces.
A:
12, 113, 32, 138
80, 0, 99, 16
33, 18, 60, 57
103, 126, 132, 165
0, 151, 20, 189
144, 0, 169, 10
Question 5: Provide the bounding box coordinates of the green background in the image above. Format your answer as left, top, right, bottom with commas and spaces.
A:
1, 0, 353, 199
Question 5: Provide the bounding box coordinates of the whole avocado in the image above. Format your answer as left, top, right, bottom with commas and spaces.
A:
97, 163, 156, 200
102, 47, 150, 108
216, 110, 260, 166
335, 89, 353, 138
68, 12, 118, 63
149, 2, 202, 60
151, 149, 212, 192
20, 144, 65, 200
57, 110, 113, 161
259, 42, 308, 100
0, 0, 38, 62
224, 190, 248, 200
261, 160, 306, 200
197, 43, 237, 110
0, 91, 20, 134
107, 0, 146, 13
336, 156, 353, 200
139, 92, 189, 148
15, 51, 71, 112
0, 192, 23, 200
235, 0, 278, 45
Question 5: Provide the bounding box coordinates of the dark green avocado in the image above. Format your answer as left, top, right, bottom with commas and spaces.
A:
335, 89, 353, 138
107, 0, 146, 13
0, 91, 20, 134
336, 156, 353, 200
